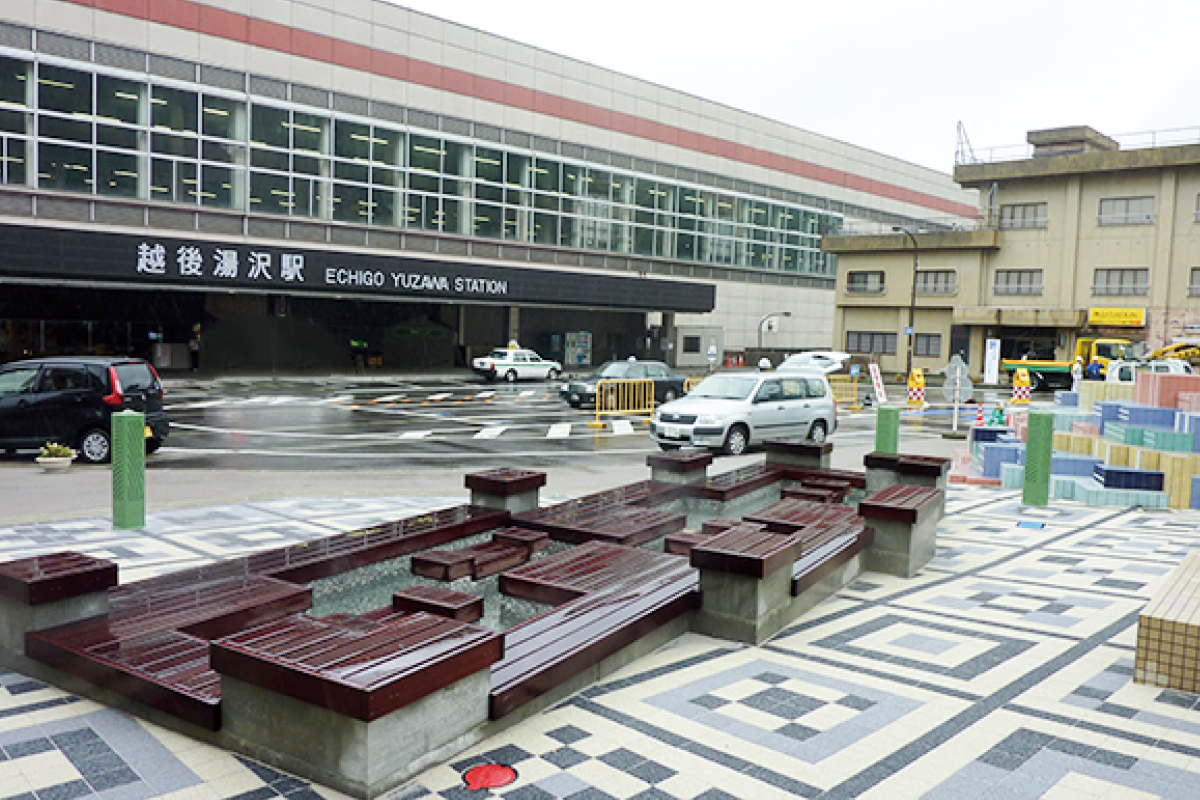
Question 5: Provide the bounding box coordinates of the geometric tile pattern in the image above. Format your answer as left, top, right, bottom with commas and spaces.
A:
7, 485, 1200, 798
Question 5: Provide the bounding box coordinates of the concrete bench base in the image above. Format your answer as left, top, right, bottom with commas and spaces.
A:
0, 593, 109, 656
864, 515, 938, 579
221, 671, 490, 799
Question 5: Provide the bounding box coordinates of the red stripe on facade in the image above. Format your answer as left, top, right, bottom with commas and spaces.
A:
54, 0, 976, 217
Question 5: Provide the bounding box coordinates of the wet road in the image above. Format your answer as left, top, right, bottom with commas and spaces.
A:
148, 374, 893, 470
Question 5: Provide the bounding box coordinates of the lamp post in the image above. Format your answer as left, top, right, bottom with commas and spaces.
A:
892, 226, 919, 379
758, 310, 792, 351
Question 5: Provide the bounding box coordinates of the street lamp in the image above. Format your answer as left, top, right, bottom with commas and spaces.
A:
892, 225, 919, 379
758, 310, 792, 351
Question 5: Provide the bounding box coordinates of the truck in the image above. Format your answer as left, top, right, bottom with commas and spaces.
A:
1001, 337, 1134, 390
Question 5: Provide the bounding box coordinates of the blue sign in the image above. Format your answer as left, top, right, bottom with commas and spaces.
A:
903, 326, 914, 335
849, 364, 861, 378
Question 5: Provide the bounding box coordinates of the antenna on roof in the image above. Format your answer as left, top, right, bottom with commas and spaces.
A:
956, 122, 978, 166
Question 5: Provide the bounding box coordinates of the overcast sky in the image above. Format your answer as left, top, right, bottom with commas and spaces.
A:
390, 0, 1200, 175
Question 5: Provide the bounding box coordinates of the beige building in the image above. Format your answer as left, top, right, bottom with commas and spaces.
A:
825, 126, 1200, 378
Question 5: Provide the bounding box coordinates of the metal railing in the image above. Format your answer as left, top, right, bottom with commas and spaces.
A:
683, 377, 703, 393
828, 375, 862, 411
958, 126, 1200, 166
594, 378, 655, 422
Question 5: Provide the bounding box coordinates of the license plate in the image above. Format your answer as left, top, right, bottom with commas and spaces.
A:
144, 425, 152, 439
659, 424, 680, 438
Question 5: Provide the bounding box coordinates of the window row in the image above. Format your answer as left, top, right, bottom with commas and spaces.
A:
845, 270, 957, 295
0, 56, 840, 274
845, 331, 940, 357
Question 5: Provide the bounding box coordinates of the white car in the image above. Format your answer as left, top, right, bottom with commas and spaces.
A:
778, 350, 851, 374
651, 369, 837, 455
472, 347, 562, 383
1105, 359, 1194, 384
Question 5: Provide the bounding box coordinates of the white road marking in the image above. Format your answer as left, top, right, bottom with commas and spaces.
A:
611, 419, 635, 436
517, 390, 535, 397
373, 394, 406, 403
474, 426, 508, 439
425, 393, 451, 401
267, 396, 297, 405
475, 391, 497, 398
546, 423, 571, 439
316, 395, 354, 404
399, 430, 433, 440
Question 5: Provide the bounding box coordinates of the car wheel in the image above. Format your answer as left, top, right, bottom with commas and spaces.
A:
78, 428, 112, 464
146, 437, 163, 454
505, 369, 518, 383
722, 424, 749, 456
569, 399, 581, 408
547, 368, 560, 380
658, 443, 680, 451
663, 389, 677, 402
808, 420, 828, 444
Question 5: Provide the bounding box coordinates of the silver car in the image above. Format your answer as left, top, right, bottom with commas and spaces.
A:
650, 369, 837, 455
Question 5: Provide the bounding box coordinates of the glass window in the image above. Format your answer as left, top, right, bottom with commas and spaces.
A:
533, 211, 556, 245
1098, 196, 1155, 225
250, 169, 291, 214
292, 175, 324, 217
2, 139, 26, 185
290, 112, 326, 154
475, 147, 503, 184
444, 141, 471, 177
474, 203, 502, 238
846, 271, 885, 293
151, 133, 197, 158
97, 76, 141, 125
373, 128, 402, 167
333, 182, 369, 222
202, 95, 244, 140
96, 150, 138, 197
915, 334, 941, 357
994, 269, 1043, 296
39, 64, 91, 115
1190, 268, 1200, 297
334, 120, 370, 161
0, 57, 28, 108
250, 104, 288, 148
372, 187, 398, 226
251, 147, 288, 172
916, 270, 957, 294
1093, 268, 1148, 296
202, 140, 243, 165
409, 135, 442, 174
98, 124, 138, 150
846, 332, 897, 354
151, 86, 197, 134
201, 164, 237, 208
999, 203, 1047, 229
38, 142, 91, 192
0, 367, 38, 395
39, 115, 90, 144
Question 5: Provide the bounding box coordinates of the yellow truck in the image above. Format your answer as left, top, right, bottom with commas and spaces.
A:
1001, 337, 1134, 390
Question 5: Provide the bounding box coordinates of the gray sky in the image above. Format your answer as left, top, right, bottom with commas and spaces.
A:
391, 0, 1200, 175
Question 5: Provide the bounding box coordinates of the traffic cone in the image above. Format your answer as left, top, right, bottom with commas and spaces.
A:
975, 405, 984, 426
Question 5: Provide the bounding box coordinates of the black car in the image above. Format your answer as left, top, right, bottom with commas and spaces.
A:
0, 356, 169, 463
561, 359, 689, 407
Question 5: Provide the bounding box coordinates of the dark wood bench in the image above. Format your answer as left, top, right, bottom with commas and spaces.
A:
858, 484, 944, 525
774, 465, 867, 490
685, 464, 784, 501
780, 483, 842, 504
393, 586, 484, 623
410, 527, 549, 581
514, 504, 686, 546
864, 452, 952, 478
0, 552, 118, 605
689, 524, 801, 579
211, 612, 502, 721
491, 541, 699, 719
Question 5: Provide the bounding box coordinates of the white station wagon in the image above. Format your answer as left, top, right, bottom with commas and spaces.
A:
472, 347, 563, 383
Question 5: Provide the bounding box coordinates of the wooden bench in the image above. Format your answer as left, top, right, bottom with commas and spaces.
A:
774, 465, 867, 490
393, 586, 483, 623
763, 438, 833, 469
780, 483, 842, 504
864, 452, 952, 493
689, 523, 801, 579
685, 464, 783, 501
210, 612, 502, 721
858, 484, 944, 579
0, 552, 118, 606
410, 527, 549, 581
491, 541, 699, 718
744, 498, 860, 538
515, 504, 686, 546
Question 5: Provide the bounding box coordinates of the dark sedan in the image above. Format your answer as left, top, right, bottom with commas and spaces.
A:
561, 359, 689, 407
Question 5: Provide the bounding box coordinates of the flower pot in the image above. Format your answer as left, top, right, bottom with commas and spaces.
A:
36, 455, 74, 473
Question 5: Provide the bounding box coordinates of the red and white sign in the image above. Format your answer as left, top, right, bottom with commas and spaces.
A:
868, 363, 888, 405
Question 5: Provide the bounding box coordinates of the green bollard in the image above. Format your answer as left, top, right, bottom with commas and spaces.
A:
112, 410, 146, 530
876, 406, 899, 454
1023, 410, 1053, 507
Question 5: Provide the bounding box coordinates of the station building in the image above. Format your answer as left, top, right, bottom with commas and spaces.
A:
0, 0, 975, 372
827, 126, 1200, 377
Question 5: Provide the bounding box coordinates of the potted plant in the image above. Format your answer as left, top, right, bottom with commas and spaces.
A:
36, 442, 76, 473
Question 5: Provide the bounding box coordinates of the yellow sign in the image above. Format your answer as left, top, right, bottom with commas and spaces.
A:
1088, 307, 1146, 327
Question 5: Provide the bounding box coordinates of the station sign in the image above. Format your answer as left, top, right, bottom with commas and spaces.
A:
1087, 307, 1146, 327
0, 224, 716, 313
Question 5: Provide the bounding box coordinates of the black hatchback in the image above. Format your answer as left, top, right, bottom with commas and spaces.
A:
0, 356, 169, 463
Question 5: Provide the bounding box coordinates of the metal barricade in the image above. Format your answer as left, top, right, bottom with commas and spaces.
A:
594, 378, 656, 422
828, 375, 862, 411
683, 377, 703, 394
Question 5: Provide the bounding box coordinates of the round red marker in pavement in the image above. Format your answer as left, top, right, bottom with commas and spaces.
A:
463, 763, 518, 791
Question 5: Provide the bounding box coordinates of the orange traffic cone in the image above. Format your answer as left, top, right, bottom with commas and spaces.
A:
975, 405, 984, 426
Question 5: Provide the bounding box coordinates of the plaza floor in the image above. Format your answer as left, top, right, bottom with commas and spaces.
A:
1, 485, 1198, 800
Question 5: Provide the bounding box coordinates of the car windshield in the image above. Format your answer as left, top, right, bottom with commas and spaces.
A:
593, 362, 630, 378
689, 374, 757, 400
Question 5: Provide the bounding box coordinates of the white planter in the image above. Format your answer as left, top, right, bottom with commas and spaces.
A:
36, 456, 74, 473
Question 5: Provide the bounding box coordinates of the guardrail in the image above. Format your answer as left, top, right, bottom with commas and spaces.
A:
594, 378, 655, 422
828, 375, 862, 411
684, 377, 703, 393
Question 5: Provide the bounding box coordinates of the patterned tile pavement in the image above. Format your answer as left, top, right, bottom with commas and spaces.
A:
3, 485, 1200, 798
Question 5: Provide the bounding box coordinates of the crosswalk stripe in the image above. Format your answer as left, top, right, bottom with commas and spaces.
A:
399, 430, 433, 440
611, 419, 635, 436
373, 394, 406, 403
547, 423, 571, 439
518, 390, 534, 396
476, 391, 496, 398
425, 393, 451, 401
474, 426, 507, 439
